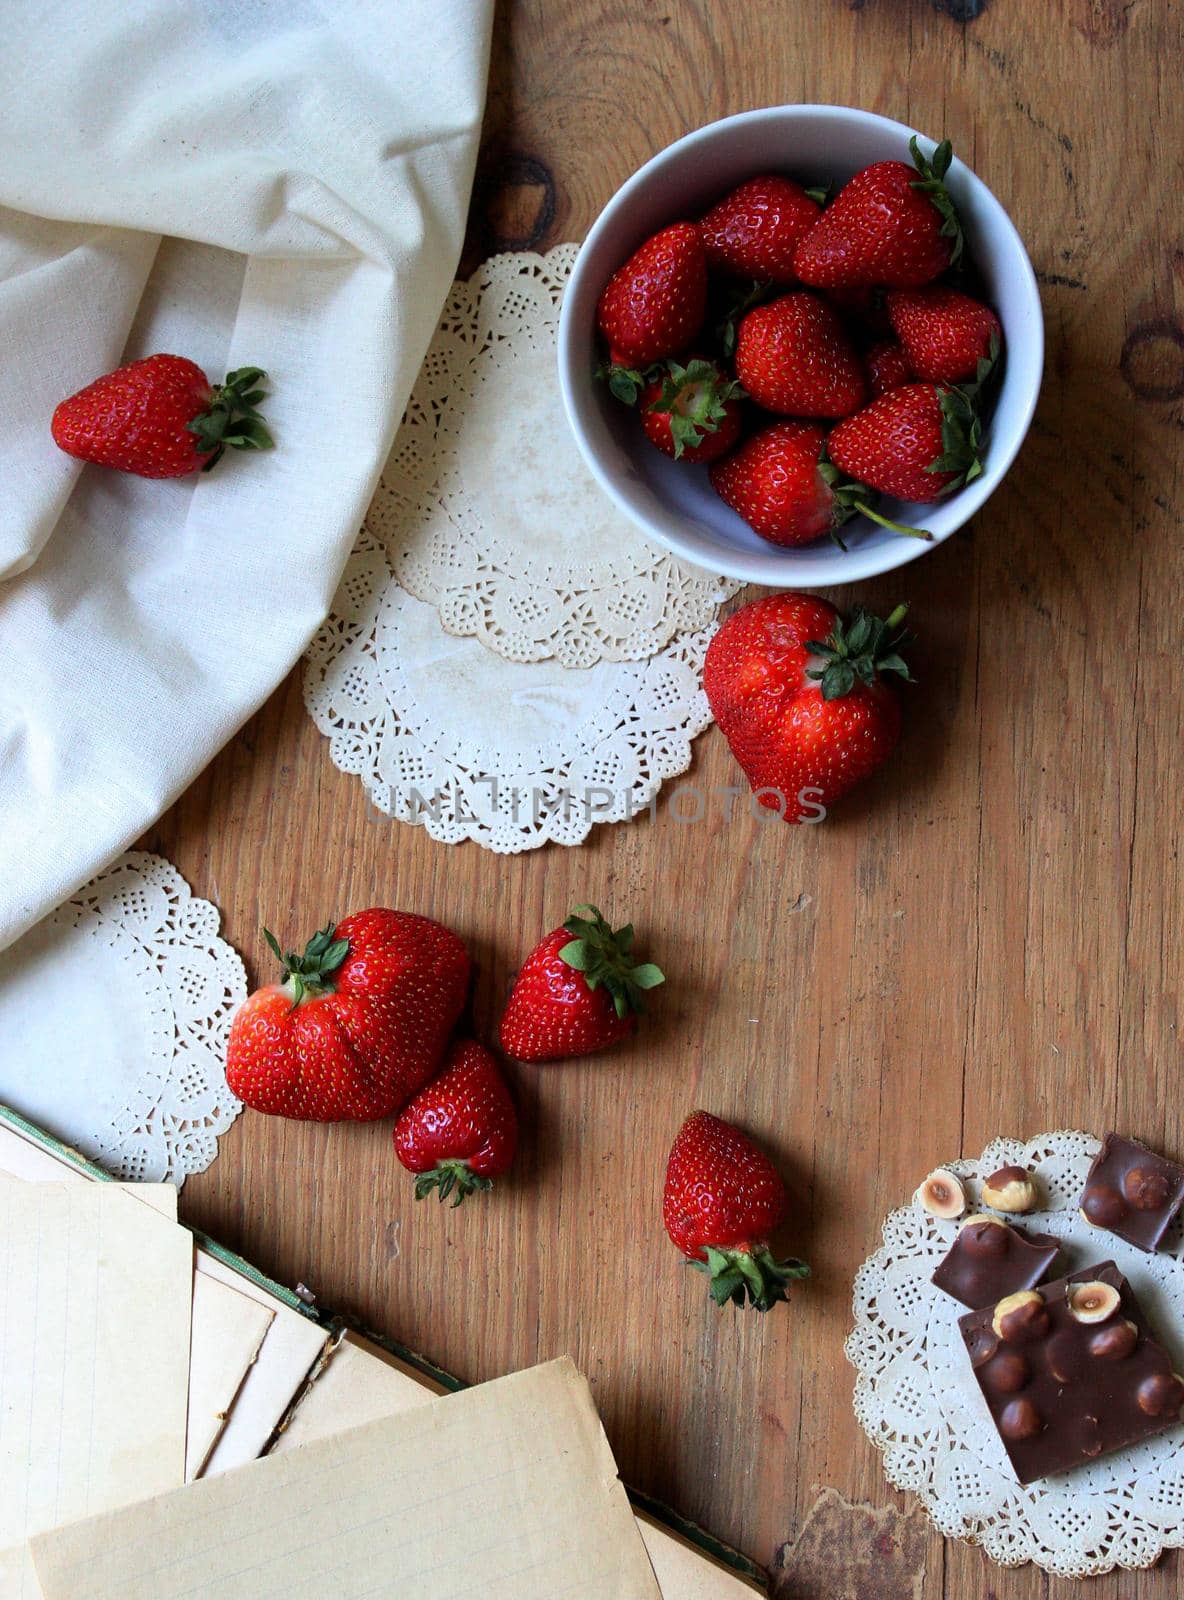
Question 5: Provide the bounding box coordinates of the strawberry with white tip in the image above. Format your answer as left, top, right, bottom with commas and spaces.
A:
640, 358, 744, 462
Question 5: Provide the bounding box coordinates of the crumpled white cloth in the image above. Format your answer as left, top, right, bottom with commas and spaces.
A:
0, 0, 492, 950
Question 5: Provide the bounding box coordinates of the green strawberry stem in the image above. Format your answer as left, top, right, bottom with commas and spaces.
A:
689, 1244, 810, 1313
804, 604, 915, 702
820, 461, 933, 541
413, 1161, 493, 1208
265, 922, 349, 1006
188, 366, 274, 470
853, 501, 934, 541
558, 904, 665, 1021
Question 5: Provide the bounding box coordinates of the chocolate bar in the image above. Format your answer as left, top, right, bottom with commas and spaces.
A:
932, 1215, 1059, 1310
1079, 1133, 1184, 1253
961, 1261, 1184, 1484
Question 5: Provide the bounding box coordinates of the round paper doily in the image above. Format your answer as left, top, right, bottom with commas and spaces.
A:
304, 526, 716, 853
0, 851, 246, 1184
379, 242, 738, 667
847, 1129, 1184, 1577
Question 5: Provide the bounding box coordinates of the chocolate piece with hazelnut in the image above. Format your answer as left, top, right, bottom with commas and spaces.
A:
981, 1164, 1039, 1214
1078, 1134, 1184, 1253
960, 1260, 1184, 1484
931, 1217, 1058, 1311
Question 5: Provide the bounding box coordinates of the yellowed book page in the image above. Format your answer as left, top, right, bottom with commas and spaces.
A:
0, 1117, 329, 1480
276, 1333, 761, 1597
186, 1275, 274, 1480
32, 1357, 661, 1600
0, 1166, 176, 1220
0, 1182, 193, 1599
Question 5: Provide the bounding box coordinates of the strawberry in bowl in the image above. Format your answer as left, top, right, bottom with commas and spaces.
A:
558, 105, 1042, 588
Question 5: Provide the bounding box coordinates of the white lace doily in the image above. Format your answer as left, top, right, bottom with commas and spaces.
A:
378, 242, 737, 667
847, 1129, 1184, 1577
0, 851, 246, 1185
304, 526, 716, 853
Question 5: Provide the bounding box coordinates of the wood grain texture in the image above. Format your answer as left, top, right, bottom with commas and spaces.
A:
155, 0, 1184, 1590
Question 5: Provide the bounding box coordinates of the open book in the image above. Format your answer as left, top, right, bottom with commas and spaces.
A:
0, 1104, 764, 1598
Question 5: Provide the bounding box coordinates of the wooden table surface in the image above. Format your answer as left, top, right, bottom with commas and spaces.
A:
161, 2, 1184, 1593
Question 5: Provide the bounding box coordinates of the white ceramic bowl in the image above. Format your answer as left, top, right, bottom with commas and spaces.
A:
557, 105, 1044, 588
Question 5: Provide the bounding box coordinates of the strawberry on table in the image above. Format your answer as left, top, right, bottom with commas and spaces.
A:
887, 285, 1002, 385
226, 910, 470, 1121
499, 905, 664, 1062
827, 381, 984, 503
864, 340, 914, 398
734, 291, 866, 418
596, 221, 707, 369
794, 137, 963, 289
663, 1110, 808, 1312
709, 420, 932, 548
393, 1040, 517, 1206
703, 593, 913, 823
699, 174, 822, 285
640, 358, 744, 462
51, 354, 272, 478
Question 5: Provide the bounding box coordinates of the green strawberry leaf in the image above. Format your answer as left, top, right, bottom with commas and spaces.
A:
805, 602, 915, 700
909, 134, 964, 268
558, 904, 665, 1018
689, 1245, 810, 1313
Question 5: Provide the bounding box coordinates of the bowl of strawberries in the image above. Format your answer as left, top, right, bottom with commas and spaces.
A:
558, 104, 1043, 586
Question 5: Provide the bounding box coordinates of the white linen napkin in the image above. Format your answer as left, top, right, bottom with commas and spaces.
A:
0, 0, 492, 950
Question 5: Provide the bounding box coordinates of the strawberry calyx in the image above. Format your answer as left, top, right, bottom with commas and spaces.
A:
187, 366, 274, 471
960, 329, 1002, 403
596, 359, 660, 406
413, 1160, 494, 1207
908, 136, 964, 269
647, 359, 744, 459
265, 922, 350, 1006
715, 279, 774, 357
818, 460, 934, 544
689, 1244, 810, 1312
804, 603, 915, 702
928, 383, 985, 491
558, 904, 665, 1020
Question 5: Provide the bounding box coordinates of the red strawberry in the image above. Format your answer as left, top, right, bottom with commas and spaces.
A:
794, 138, 963, 289
51, 355, 272, 478
703, 594, 913, 823
699, 175, 822, 285
824, 284, 893, 337
663, 1110, 808, 1311
499, 905, 664, 1062
709, 421, 931, 548
596, 222, 707, 368
828, 382, 983, 503
393, 1040, 517, 1205
734, 292, 866, 418
226, 910, 470, 1121
865, 340, 914, 398
887, 286, 1002, 385
640, 358, 744, 463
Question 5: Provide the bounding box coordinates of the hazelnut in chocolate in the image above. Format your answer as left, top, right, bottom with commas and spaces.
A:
931, 1215, 1059, 1311
1078, 1133, 1184, 1253
981, 1164, 1038, 1214
961, 1261, 1184, 1484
